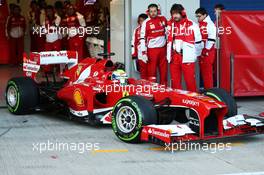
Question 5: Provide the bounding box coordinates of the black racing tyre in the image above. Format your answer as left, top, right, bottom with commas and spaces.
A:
6, 77, 39, 115
112, 96, 157, 143
203, 88, 237, 118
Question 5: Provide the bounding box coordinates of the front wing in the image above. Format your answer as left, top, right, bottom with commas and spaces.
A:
140, 115, 264, 144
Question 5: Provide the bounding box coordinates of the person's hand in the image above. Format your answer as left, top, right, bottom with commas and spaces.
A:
141, 54, 148, 63
167, 55, 171, 63
201, 48, 210, 57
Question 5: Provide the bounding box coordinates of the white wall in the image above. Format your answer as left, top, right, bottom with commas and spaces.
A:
110, 0, 125, 63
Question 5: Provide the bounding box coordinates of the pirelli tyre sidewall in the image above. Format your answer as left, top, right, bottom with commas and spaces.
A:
112, 96, 157, 143
6, 77, 39, 115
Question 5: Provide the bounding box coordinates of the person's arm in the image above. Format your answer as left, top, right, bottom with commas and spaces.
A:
131, 28, 137, 59
28, 11, 34, 25
76, 12, 86, 27
162, 16, 168, 27
40, 9, 46, 26
166, 20, 173, 63
5, 16, 11, 38
205, 22, 216, 50
139, 20, 147, 53
22, 17, 26, 36
192, 22, 203, 57
139, 19, 148, 63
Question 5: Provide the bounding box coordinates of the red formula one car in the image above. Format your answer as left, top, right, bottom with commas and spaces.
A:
5, 51, 264, 145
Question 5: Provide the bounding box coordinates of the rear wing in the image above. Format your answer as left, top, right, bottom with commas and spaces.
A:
23, 51, 78, 79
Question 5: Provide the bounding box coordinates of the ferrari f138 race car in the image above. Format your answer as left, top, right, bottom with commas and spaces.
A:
5, 51, 264, 145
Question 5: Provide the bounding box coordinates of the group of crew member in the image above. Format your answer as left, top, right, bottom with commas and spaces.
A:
132, 3, 225, 91
5, 4, 26, 65
5, 0, 93, 65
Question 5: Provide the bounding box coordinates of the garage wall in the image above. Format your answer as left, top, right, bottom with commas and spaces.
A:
110, 0, 125, 63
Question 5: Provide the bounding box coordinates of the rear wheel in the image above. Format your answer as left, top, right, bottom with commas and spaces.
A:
203, 88, 237, 118
112, 96, 157, 143
6, 77, 39, 115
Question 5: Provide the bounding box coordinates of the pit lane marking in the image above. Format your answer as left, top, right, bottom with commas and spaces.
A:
91, 149, 129, 154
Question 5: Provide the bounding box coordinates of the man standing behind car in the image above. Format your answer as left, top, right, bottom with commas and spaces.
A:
43, 5, 61, 52
132, 13, 148, 79
5, 5, 26, 65
167, 4, 202, 92
139, 3, 167, 85
195, 8, 217, 89
64, 4, 86, 60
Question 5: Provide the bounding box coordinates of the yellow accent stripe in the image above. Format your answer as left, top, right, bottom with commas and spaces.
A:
92, 149, 129, 154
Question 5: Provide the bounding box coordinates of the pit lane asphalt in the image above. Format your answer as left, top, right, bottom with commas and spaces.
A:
0, 97, 263, 175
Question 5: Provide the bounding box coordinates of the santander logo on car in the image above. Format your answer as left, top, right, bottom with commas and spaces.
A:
148, 128, 170, 138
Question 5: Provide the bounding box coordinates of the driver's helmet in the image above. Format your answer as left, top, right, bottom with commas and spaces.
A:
111, 69, 128, 86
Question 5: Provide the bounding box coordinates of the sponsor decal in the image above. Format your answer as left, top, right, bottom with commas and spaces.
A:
136, 92, 153, 98
142, 128, 147, 133
41, 51, 67, 58
73, 89, 84, 107
93, 71, 99, 77
182, 99, 200, 107
150, 24, 155, 29
148, 128, 170, 139
23, 63, 40, 73
122, 91, 130, 97
69, 108, 88, 117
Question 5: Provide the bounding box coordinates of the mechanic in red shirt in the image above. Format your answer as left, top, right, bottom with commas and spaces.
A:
167, 4, 203, 92
132, 13, 149, 79
43, 5, 61, 51
139, 3, 167, 85
195, 8, 217, 89
28, 1, 40, 52
6, 5, 26, 65
64, 4, 86, 60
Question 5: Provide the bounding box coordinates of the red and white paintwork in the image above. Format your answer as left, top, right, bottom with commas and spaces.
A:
22, 51, 264, 144
141, 115, 264, 144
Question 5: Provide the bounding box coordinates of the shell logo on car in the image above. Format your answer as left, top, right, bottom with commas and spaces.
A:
73, 89, 84, 107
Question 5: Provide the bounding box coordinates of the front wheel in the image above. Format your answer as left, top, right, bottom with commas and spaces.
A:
112, 96, 157, 143
6, 77, 39, 115
203, 88, 237, 118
